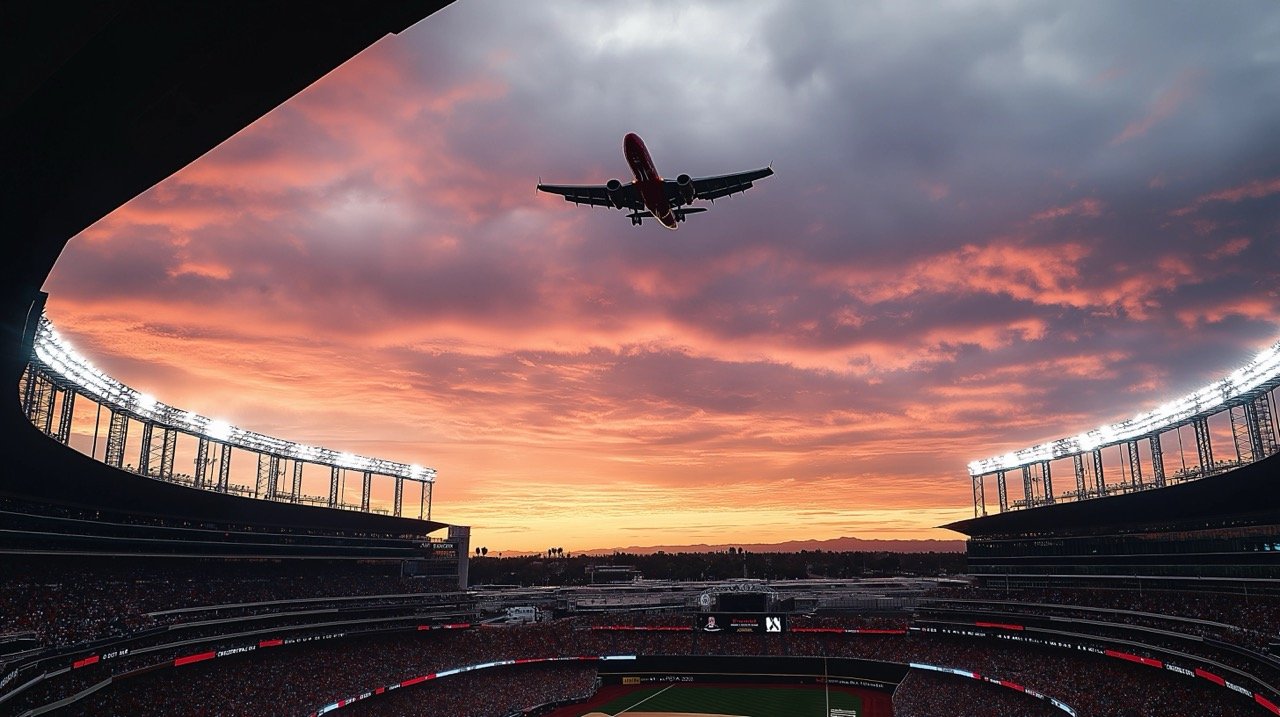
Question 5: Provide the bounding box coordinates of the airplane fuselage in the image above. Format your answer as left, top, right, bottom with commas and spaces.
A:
623, 133, 678, 229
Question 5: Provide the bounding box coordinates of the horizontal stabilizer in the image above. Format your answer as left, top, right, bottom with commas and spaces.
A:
626, 207, 707, 219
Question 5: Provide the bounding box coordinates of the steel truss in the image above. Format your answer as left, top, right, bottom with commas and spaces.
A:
216, 443, 231, 493
1149, 435, 1165, 487
24, 372, 56, 436
1021, 465, 1034, 507
195, 437, 210, 488
139, 422, 177, 480
1230, 405, 1253, 463
1092, 448, 1106, 496
55, 390, 75, 444
1193, 416, 1214, 474
104, 409, 129, 468
292, 461, 304, 502
1126, 440, 1143, 488
1073, 454, 1086, 497
1256, 392, 1279, 457
1040, 460, 1053, 504
256, 453, 282, 499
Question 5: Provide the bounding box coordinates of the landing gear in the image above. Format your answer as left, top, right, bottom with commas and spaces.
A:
630, 215, 642, 226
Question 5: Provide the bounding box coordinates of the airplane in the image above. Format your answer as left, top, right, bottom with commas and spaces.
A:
536, 133, 773, 230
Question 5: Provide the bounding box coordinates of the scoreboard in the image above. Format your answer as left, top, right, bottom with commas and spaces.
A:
416, 540, 459, 559
403, 540, 462, 581
697, 613, 787, 634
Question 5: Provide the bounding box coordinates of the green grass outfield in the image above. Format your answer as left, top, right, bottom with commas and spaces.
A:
579, 684, 862, 716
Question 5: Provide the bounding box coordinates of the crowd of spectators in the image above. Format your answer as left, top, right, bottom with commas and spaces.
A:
19, 617, 1270, 717
933, 585, 1280, 649
11, 567, 1280, 717
0, 557, 456, 648
340, 664, 599, 717
891, 670, 1060, 717
61, 657, 598, 717
921, 585, 1280, 689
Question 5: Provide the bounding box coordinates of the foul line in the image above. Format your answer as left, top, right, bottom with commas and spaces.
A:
613, 683, 676, 716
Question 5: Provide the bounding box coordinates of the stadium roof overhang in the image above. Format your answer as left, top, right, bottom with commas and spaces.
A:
0, 0, 456, 533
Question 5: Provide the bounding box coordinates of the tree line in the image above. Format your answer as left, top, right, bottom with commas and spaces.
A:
466, 549, 966, 586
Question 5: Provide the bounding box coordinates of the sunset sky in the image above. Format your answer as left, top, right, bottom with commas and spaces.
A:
41, 1, 1280, 552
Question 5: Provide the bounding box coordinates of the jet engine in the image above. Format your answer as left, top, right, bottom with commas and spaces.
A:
606, 179, 625, 209
676, 174, 695, 205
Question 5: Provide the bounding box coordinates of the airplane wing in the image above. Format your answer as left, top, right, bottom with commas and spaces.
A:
536, 182, 641, 210
664, 167, 774, 204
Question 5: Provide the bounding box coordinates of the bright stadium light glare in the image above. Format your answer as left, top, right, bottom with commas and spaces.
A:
136, 393, 157, 413
206, 420, 232, 441
969, 336, 1280, 475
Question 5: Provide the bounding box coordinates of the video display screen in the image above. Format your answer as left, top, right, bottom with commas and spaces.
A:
697, 613, 786, 634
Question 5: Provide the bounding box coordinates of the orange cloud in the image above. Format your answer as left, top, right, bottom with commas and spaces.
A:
1207, 237, 1251, 260
1030, 197, 1103, 222
1110, 69, 1201, 145
1173, 176, 1280, 216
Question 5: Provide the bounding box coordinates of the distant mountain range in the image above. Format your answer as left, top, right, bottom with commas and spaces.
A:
510, 536, 965, 557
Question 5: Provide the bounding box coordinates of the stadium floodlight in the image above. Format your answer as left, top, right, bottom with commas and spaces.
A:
135, 392, 158, 418
206, 419, 232, 441
31, 314, 435, 483
968, 337, 1280, 475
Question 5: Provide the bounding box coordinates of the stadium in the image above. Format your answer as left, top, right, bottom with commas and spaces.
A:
4, 3, 1280, 717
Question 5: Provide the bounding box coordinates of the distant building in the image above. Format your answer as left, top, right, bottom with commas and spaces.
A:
586, 565, 642, 584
